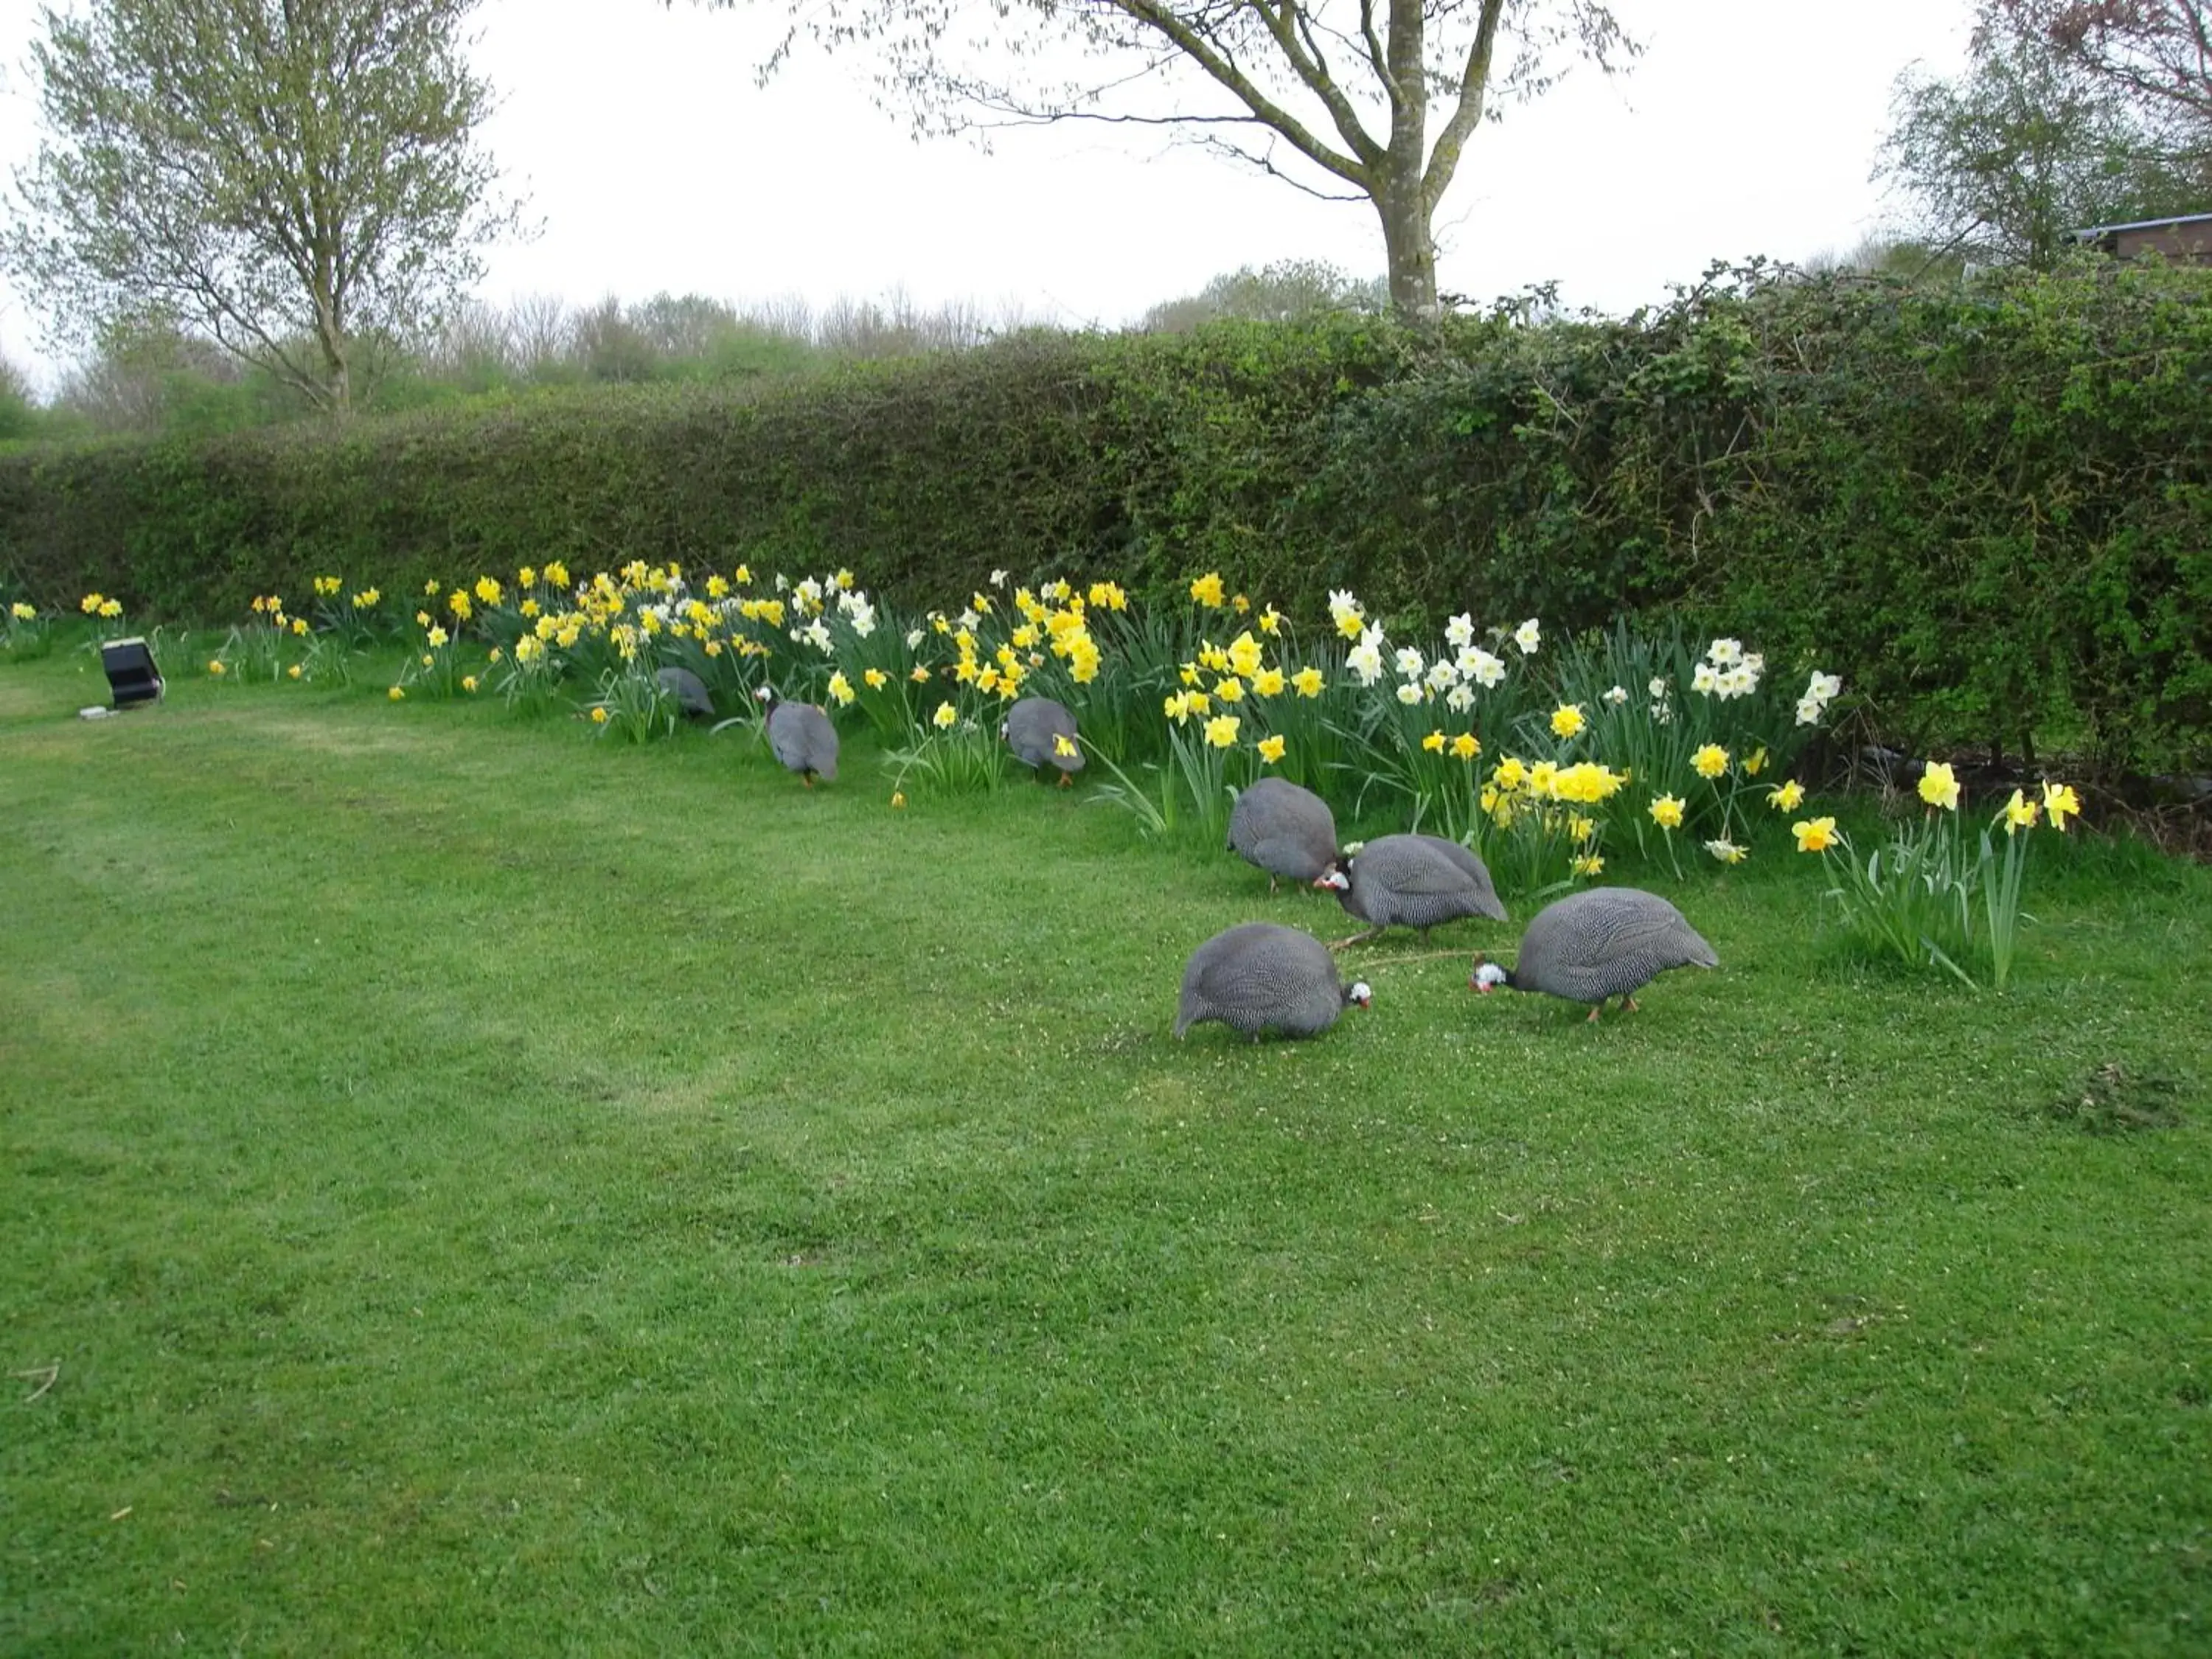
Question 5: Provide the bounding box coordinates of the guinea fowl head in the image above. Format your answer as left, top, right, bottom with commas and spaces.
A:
1470, 956, 1511, 995
1346, 980, 1372, 1009
1313, 862, 1351, 892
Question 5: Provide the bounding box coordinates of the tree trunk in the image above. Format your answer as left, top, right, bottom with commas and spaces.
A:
1377, 185, 1441, 319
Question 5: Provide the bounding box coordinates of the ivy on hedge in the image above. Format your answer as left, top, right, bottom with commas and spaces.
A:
1, 262, 2205, 769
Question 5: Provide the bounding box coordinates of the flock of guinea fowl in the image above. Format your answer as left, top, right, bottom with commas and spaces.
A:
737, 678, 1720, 1041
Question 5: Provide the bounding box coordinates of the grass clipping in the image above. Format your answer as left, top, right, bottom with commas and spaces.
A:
2045, 1062, 2190, 1134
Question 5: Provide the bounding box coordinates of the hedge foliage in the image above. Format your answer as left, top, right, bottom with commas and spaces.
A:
2, 260, 2207, 770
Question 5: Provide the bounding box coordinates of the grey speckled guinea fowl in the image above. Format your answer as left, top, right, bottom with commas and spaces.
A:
1175, 922, 1371, 1041
1001, 697, 1085, 782
655, 665, 715, 720
1228, 778, 1338, 893
762, 692, 839, 785
1319, 832, 1506, 945
1472, 886, 1717, 1021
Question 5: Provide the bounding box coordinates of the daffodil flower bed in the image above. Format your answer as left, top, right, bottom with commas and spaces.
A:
55, 556, 1877, 908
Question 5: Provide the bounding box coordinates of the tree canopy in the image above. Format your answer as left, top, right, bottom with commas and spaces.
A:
1879, 1, 2205, 269
4, 0, 520, 411
682, 0, 1635, 319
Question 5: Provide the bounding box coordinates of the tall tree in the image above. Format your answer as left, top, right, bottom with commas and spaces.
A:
1879, 5, 2203, 268
4, 0, 520, 411
678, 0, 1635, 319
1997, 0, 2212, 156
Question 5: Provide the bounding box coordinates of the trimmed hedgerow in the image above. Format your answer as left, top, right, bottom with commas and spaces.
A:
1, 262, 2207, 770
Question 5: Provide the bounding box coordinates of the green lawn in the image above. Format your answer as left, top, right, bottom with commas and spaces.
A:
3, 654, 2208, 1655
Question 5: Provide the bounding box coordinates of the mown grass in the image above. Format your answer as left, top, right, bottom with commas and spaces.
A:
3, 653, 2208, 1655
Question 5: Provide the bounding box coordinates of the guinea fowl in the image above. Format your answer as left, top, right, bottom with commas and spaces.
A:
755, 686, 839, 786
1472, 886, 1717, 1021
1175, 922, 1371, 1041
1001, 696, 1085, 785
655, 665, 715, 720
1316, 833, 1506, 946
1228, 778, 1339, 894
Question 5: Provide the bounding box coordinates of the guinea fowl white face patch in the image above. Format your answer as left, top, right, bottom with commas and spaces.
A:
1472, 962, 1509, 992
1316, 869, 1351, 891
1349, 981, 1372, 1007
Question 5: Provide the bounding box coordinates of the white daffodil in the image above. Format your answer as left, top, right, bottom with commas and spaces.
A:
1604, 684, 1630, 704
1706, 637, 1742, 667
1396, 681, 1425, 706
1444, 682, 1476, 712
1444, 613, 1475, 650
1514, 618, 1541, 655
1395, 646, 1425, 680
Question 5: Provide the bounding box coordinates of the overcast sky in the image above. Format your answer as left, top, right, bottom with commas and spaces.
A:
0, 0, 1975, 389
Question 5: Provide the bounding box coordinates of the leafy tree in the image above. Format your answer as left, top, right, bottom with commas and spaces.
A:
4, 0, 521, 412
678, 0, 1635, 320
1997, 0, 2212, 166
1879, 4, 2205, 268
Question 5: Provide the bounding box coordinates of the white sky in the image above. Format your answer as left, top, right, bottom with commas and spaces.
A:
0, 0, 1975, 389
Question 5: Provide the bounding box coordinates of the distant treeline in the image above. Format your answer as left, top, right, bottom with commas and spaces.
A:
1, 259, 2206, 772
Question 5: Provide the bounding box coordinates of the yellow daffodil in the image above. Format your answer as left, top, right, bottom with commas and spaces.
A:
1203, 713, 1240, 748
98, 599, 122, 619
590, 706, 609, 723
1250, 667, 1286, 697
1705, 838, 1748, 864
1569, 814, 1596, 843
1257, 734, 1286, 764
462, 675, 479, 693
448, 591, 473, 622
863, 668, 888, 689
1649, 793, 1686, 830
1226, 631, 1264, 677
1451, 733, 1481, 761
10, 602, 35, 620
1422, 730, 1446, 753
1215, 676, 1245, 703
911, 665, 931, 683
424, 577, 441, 596
1918, 760, 1961, 811
354, 588, 380, 608
1292, 666, 1326, 698
891, 790, 907, 809
1550, 703, 1586, 740
1793, 815, 1840, 853
1493, 756, 1528, 792
1232, 593, 1250, 613
1743, 746, 1767, 776
1259, 605, 1283, 636
1692, 743, 1730, 779
287, 664, 303, 680
827, 671, 855, 706
427, 625, 449, 647
388, 686, 405, 701
1189, 571, 1225, 608
2003, 788, 2039, 832
474, 576, 502, 605
544, 560, 571, 588
80, 593, 104, 613
1336, 611, 1365, 641
933, 701, 958, 730
1767, 779, 1806, 812
207, 659, 226, 675
1571, 853, 1604, 877
2042, 780, 2081, 831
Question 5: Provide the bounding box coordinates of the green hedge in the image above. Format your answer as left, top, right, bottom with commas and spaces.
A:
2, 262, 2207, 770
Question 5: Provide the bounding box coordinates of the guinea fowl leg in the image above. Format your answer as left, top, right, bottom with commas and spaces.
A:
1586, 1004, 1603, 1023
1057, 773, 1072, 788
1329, 925, 1383, 951
1622, 994, 1641, 1013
